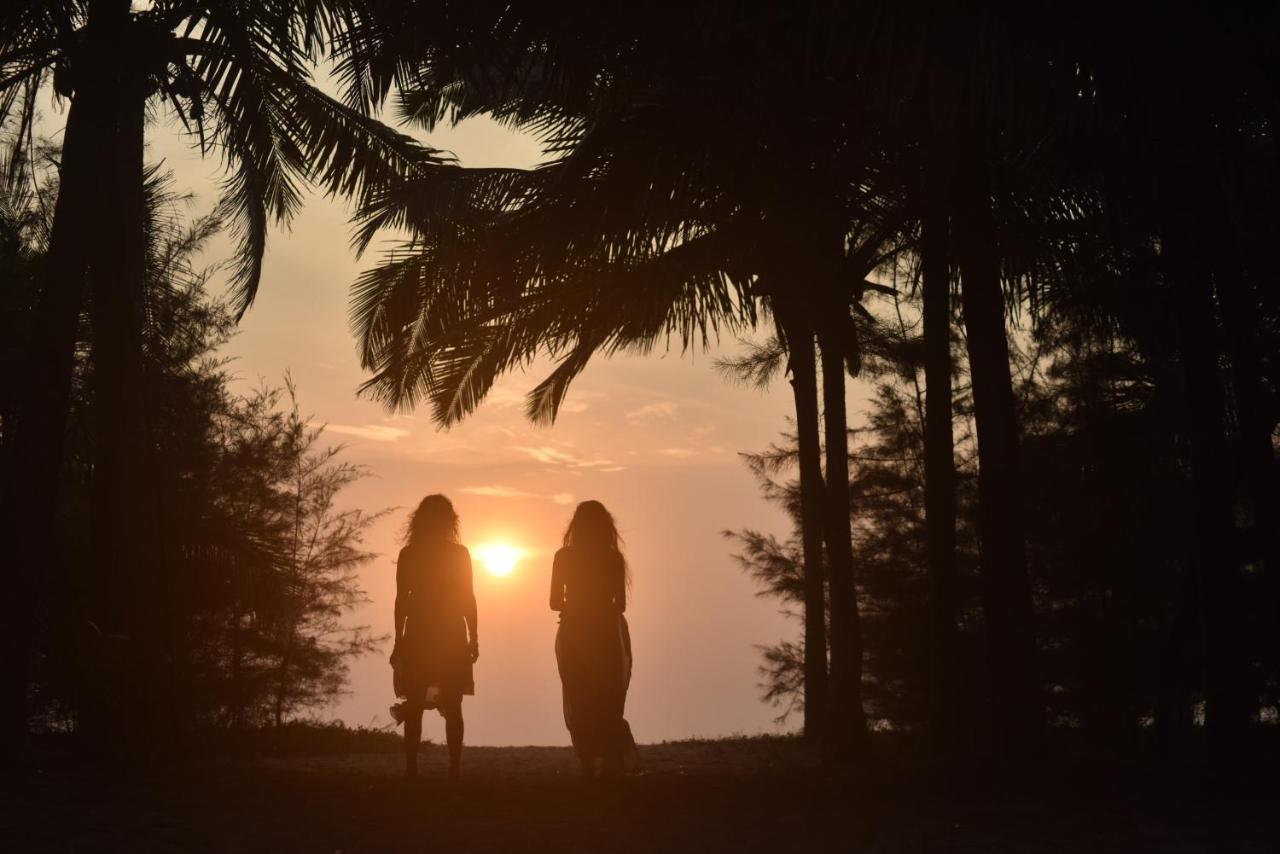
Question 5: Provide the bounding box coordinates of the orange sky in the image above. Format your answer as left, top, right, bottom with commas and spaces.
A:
40, 92, 832, 745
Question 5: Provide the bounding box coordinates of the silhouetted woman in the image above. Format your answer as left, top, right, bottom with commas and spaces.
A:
390, 495, 478, 779
551, 500, 637, 777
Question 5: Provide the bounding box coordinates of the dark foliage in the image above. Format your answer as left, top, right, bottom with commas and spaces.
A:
1, 156, 384, 736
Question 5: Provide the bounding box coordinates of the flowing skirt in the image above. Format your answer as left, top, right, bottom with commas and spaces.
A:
395, 614, 474, 704
555, 612, 637, 765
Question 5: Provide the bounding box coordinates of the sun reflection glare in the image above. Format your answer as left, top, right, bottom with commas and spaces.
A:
475, 543, 522, 577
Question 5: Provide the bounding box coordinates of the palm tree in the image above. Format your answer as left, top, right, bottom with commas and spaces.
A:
989, 3, 1280, 758
846, 2, 1104, 760
336, 3, 927, 759
765, 295, 830, 744
917, 156, 959, 767
0, 0, 444, 746
1068, 4, 1280, 755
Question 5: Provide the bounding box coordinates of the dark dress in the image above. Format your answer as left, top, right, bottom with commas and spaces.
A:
395, 541, 476, 703
550, 545, 635, 763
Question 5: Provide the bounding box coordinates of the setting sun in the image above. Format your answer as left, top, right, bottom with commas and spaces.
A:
475, 543, 523, 577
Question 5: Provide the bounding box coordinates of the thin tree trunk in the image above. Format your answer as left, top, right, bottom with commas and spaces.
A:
921, 195, 959, 769
956, 167, 1042, 763
779, 312, 829, 745
273, 641, 291, 728
228, 605, 245, 730
818, 322, 869, 761
276, 458, 306, 729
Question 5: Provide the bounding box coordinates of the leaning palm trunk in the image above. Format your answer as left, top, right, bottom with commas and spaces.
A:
921, 192, 960, 768
0, 5, 118, 752
955, 168, 1042, 763
818, 320, 869, 761
776, 307, 829, 745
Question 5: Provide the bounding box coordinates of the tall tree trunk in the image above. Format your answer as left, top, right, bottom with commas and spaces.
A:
921, 195, 959, 769
779, 311, 829, 745
1160, 170, 1250, 759
85, 13, 164, 748
956, 168, 1042, 763
1210, 179, 1280, 663
818, 320, 869, 761
0, 4, 119, 755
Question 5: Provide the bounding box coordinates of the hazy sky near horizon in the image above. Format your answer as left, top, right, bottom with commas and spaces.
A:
36, 86, 836, 746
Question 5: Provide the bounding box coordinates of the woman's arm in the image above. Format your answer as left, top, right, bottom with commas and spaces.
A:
392, 549, 409, 662
462, 548, 479, 661
549, 549, 565, 611
614, 552, 627, 613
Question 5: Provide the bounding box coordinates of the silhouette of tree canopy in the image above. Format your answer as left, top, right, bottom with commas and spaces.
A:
338, 2, 928, 759
2, 1, 1278, 775
331, 1, 1280, 766
732, 282, 1280, 751
0, 0, 443, 746
2, 159, 384, 736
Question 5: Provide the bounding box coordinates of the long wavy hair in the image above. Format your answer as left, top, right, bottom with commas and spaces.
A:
563, 500, 630, 585
404, 494, 460, 545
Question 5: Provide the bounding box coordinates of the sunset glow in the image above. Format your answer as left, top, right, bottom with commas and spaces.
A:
475, 543, 523, 577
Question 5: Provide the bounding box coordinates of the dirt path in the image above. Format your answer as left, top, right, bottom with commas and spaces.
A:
6, 739, 1277, 852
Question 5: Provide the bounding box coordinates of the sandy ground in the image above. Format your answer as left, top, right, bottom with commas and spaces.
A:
6, 738, 1278, 852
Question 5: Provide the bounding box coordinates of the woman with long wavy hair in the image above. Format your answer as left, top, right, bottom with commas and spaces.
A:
550, 500, 637, 777
390, 494, 478, 779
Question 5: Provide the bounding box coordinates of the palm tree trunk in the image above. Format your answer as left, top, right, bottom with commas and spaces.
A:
921, 196, 959, 768
0, 10, 118, 754
955, 169, 1042, 763
1209, 188, 1280, 663
779, 313, 829, 745
1160, 176, 1250, 758
818, 323, 869, 761
85, 28, 163, 747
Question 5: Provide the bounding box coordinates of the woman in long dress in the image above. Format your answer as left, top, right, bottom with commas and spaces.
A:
390, 495, 478, 779
550, 500, 637, 777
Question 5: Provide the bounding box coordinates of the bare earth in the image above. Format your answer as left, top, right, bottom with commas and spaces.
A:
6, 738, 1277, 852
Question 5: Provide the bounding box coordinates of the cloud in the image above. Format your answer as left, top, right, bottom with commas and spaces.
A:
459, 485, 578, 506
459, 485, 537, 499
483, 386, 600, 415
626, 400, 679, 421
325, 424, 410, 442
556, 389, 605, 415
657, 447, 696, 459
483, 386, 526, 409
517, 446, 616, 469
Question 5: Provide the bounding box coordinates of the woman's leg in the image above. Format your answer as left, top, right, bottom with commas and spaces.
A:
403, 701, 423, 778
572, 730, 595, 778
600, 640, 631, 777
441, 696, 464, 777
